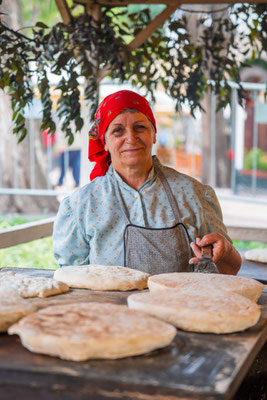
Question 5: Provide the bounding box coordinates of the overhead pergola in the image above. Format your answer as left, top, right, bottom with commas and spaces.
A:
54, 0, 266, 84
55, 0, 266, 62
55, 0, 266, 28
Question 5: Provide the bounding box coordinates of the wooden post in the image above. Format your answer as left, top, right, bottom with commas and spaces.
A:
85, 3, 101, 20
54, 0, 72, 24
80, 4, 102, 187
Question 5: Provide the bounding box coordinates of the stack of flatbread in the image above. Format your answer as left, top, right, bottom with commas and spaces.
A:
4, 265, 265, 361
127, 272, 264, 334
0, 271, 69, 332
0, 288, 37, 332
4, 266, 177, 361
147, 272, 264, 302
0, 271, 69, 298
1, 264, 149, 337
53, 264, 150, 291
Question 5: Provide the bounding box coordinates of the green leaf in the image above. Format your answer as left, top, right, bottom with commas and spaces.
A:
0, 3, 265, 141
35, 21, 49, 29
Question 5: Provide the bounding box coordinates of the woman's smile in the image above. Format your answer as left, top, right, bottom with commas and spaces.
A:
121, 147, 144, 153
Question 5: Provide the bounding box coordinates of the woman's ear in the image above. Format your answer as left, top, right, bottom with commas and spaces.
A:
150, 121, 156, 144
104, 134, 107, 152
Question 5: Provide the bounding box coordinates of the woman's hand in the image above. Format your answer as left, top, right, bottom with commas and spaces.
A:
189, 232, 242, 275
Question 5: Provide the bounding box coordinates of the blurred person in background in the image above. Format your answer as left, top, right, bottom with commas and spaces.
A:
55, 127, 81, 189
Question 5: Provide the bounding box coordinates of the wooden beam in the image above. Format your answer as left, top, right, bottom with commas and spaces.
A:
77, 0, 267, 6
127, 5, 178, 51
77, 0, 178, 5
55, 0, 72, 24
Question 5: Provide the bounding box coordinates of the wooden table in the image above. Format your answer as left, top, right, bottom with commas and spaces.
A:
0, 264, 266, 400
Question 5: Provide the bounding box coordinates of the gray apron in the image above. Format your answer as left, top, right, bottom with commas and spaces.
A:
114, 166, 193, 274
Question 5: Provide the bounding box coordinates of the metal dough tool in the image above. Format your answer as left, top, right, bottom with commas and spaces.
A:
194, 245, 219, 273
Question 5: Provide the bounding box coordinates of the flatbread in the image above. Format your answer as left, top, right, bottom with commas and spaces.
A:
148, 273, 264, 302
0, 288, 37, 332
0, 271, 69, 298
8, 302, 176, 360
127, 289, 261, 334
53, 264, 150, 291
244, 249, 267, 264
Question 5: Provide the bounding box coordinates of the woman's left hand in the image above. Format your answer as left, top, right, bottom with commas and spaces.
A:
189, 232, 241, 275
190, 233, 231, 264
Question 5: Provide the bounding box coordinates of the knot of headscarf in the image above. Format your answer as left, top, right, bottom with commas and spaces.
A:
88, 90, 157, 181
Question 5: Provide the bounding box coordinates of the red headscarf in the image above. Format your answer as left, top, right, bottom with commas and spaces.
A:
88, 90, 157, 181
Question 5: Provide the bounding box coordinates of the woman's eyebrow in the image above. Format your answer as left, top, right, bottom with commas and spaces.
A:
111, 120, 146, 127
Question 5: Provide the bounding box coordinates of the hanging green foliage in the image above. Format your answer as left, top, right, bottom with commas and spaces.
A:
0, 2, 266, 143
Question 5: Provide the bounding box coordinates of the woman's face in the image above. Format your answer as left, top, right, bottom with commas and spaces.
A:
104, 111, 156, 172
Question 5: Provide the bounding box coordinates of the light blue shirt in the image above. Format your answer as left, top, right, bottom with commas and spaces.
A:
53, 157, 230, 267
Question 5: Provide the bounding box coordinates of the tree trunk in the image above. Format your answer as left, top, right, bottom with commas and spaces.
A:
215, 109, 231, 187
0, 1, 59, 214
186, 4, 230, 187
201, 91, 212, 184
201, 91, 230, 187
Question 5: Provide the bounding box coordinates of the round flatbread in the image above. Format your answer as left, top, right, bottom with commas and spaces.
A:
0, 288, 37, 332
0, 271, 69, 298
127, 289, 261, 334
148, 273, 264, 302
244, 249, 267, 264
8, 302, 176, 360
53, 264, 150, 291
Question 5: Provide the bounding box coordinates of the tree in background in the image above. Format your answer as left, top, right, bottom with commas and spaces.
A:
19, 0, 61, 28
1, 1, 266, 141
0, 0, 266, 202
0, 0, 59, 213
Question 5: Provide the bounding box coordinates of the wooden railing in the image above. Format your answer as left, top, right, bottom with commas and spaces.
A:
0, 217, 55, 249
226, 225, 267, 244
0, 218, 267, 249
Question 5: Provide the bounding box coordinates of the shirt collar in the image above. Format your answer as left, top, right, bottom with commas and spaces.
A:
108, 157, 158, 192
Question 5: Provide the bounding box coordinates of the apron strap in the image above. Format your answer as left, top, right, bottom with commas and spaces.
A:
113, 176, 132, 225
154, 165, 192, 259
154, 165, 182, 225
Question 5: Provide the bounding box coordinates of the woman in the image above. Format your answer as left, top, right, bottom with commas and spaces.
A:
53, 90, 241, 275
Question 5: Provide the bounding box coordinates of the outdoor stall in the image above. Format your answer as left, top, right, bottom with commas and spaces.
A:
0, 260, 266, 400
0, 1, 266, 399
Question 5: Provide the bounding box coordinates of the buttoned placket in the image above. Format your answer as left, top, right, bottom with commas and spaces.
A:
112, 167, 156, 227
